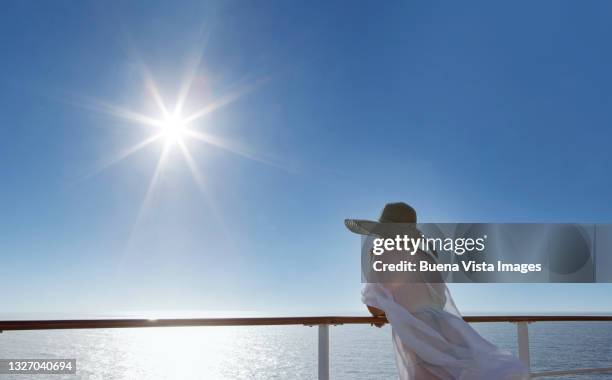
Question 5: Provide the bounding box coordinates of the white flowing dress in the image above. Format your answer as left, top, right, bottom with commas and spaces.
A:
362, 252, 528, 379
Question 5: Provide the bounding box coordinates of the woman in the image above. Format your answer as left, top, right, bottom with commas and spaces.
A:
346, 202, 528, 380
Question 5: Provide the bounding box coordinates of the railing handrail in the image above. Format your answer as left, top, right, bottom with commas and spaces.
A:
1, 315, 611, 331
3, 315, 612, 379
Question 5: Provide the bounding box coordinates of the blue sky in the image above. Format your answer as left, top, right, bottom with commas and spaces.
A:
1, 0, 612, 316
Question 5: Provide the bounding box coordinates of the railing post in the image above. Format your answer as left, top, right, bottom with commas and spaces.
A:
516, 322, 531, 372
318, 324, 329, 380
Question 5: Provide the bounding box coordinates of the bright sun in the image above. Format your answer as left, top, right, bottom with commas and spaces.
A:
160, 114, 187, 145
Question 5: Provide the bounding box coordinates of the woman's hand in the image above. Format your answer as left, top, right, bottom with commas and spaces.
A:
367, 305, 387, 328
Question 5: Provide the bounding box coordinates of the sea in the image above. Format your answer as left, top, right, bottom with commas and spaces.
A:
0, 321, 611, 379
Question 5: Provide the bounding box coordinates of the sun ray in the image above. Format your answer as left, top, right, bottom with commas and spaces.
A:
120, 142, 171, 267
128, 143, 171, 242
139, 142, 170, 219
75, 96, 166, 129
183, 76, 269, 124
176, 139, 233, 247
174, 30, 210, 116
123, 39, 169, 118
143, 71, 170, 117
77, 133, 164, 182
177, 140, 207, 190
185, 129, 285, 170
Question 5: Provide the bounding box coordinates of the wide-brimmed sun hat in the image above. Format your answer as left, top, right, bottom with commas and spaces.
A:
345, 202, 417, 235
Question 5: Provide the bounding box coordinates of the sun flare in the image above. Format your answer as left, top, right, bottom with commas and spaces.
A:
75, 62, 278, 235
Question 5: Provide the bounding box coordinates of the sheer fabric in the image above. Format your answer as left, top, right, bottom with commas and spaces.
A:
362, 254, 528, 380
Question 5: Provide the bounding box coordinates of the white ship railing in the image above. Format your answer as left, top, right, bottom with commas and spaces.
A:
1, 316, 611, 379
